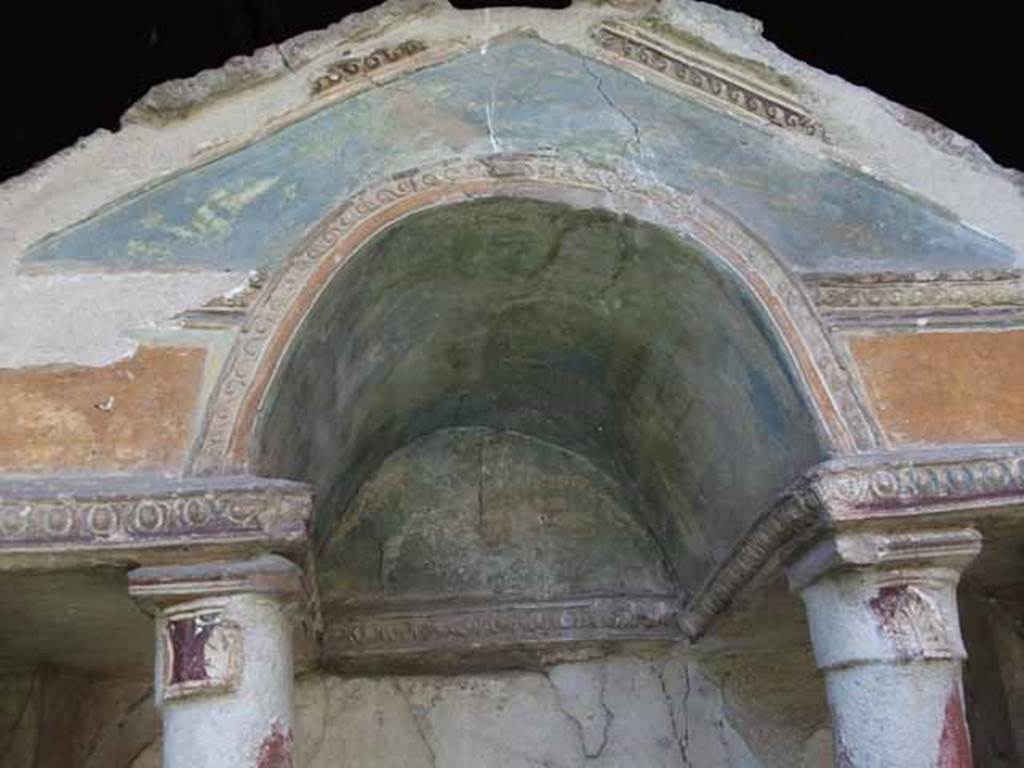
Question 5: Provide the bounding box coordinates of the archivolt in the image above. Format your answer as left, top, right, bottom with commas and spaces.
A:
187, 152, 876, 475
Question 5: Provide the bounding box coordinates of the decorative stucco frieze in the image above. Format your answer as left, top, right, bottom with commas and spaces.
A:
0, 474, 311, 564
679, 490, 820, 637
809, 447, 1024, 520
804, 270, 1024, 327
681, 445, 1024, 639
325, 595, 680, 665
594, 23, 824, 138
312, 40, 427, 94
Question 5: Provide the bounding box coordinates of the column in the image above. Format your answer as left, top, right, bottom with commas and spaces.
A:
788, 528, 981, 768
129, 555, 303, 768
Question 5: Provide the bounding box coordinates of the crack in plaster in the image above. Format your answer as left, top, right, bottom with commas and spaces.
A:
485, 86, 503, 153
597, 225, 633, 302
122, 741, 155, 768
81, 685, 153, 767
583, 60, 641, 159
392, 681, 438, 768
659, 662, 693, 767
591, 666, 614, 761
301, 675, 330, 768
477, 438, 486, 534
546, 664, 614, 763
376, 537, 387, 583
546, 670, 590, 761
275, 44, 297, 74
0, 672, 38, 762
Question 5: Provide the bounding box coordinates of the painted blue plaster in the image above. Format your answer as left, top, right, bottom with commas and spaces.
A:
26, 37, 1014, 273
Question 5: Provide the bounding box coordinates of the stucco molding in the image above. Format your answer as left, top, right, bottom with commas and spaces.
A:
681, 444, 1024, 639
594, 22, 825, 139
679, 489, 820, 638
787, 527, 982, 594
188, 152, 876, 476
324, 594, 680, 668
804, 270, 1024, 328
311, 39, 428, 94
0, 474, 311, 568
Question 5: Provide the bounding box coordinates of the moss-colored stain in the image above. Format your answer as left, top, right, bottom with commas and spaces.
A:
323, 427, 673, 605
257, 198, 824, 599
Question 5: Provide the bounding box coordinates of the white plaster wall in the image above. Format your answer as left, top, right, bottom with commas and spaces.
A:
0, 648, 833, 767
121, 652, 831, 768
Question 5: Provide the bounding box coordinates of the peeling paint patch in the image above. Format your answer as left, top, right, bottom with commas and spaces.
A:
0, 345, 206, 472
938, 688, 973, 768
868, 584, 947, 659
161, 606, 244, 701
167, 615, 215, 684
256, 720, 294, 768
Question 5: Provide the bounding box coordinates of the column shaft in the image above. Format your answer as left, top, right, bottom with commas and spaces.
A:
158, 593, 295, 768
791, 529, 980, 768
130, 555, 302, 768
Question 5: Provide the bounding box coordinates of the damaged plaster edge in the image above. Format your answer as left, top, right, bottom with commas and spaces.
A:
0, 270, 246, 368
128, 324, 240, 463
0, 0, 628, 262
119, 43, 290, 128
1, 0, 1022, 263
115, 0, 453, 126
655, 0, 1024, 257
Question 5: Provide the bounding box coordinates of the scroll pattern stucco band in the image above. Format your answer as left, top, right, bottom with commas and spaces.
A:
0, 474, 311, 568
594, 22, 824, 138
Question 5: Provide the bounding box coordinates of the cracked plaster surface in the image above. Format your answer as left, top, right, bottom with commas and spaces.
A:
4, 650, 833, 768
287, 654, 769, 768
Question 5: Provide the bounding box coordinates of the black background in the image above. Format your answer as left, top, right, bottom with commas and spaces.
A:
1, 1, 1018, 181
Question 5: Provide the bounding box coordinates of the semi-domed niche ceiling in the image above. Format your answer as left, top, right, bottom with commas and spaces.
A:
254, 197, 826, 666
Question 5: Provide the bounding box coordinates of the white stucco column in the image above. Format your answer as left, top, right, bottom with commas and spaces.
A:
789, 528, 981, 768
129, 555, 303, 768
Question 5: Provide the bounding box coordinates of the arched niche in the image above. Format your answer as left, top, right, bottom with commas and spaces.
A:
245, 192, 830, 667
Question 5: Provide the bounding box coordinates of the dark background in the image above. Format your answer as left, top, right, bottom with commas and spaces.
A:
1, 1, 1018, 181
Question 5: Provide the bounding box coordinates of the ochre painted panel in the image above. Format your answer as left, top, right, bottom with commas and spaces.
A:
0, 346, 206, 472
850, 330, 1024, 444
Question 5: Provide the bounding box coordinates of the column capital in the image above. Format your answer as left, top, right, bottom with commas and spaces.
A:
787, 527, 982, 593
790, 528, 980, 673
128, 553, 304, 608
128, 555, 306, 709
788, 527, 981, 766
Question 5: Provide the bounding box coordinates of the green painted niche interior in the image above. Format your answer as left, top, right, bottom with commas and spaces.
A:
255, 197, 825, 605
